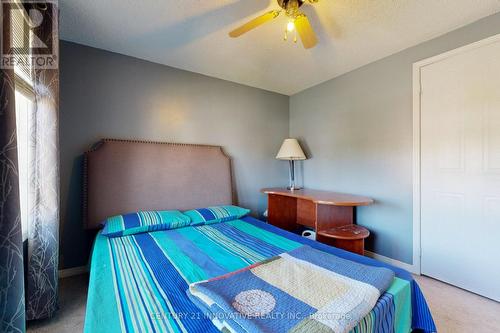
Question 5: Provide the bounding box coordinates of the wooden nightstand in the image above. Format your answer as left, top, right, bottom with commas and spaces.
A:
261, 188, 373, 255
317, 225, 370, 256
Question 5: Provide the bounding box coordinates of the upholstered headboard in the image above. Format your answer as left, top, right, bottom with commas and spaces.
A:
83, 139, 234, 229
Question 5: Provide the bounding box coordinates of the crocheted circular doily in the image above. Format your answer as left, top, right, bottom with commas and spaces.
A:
232, 289, 276, 317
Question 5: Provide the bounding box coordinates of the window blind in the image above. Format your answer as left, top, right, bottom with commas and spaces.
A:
10, 3, 33, 86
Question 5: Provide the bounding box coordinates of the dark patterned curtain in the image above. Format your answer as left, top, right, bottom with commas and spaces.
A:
0, 2, 26, 332
1, 0, 59, 329
24, 1, 60, 321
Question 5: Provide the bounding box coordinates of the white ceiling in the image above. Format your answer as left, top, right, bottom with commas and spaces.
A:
60, 0, 500, 95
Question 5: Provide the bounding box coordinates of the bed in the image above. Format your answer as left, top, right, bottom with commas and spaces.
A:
83, 139, 436, 333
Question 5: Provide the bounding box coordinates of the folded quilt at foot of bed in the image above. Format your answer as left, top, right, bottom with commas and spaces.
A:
188, 245, 395, 333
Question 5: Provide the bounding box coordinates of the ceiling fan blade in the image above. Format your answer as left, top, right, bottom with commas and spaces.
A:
295, 14, 318, 49
229, 10, 280, 38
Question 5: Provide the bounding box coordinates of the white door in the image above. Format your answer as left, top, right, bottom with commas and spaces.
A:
420, 37, 500, 301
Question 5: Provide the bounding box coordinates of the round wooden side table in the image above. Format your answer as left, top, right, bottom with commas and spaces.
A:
317, 225, 370, 255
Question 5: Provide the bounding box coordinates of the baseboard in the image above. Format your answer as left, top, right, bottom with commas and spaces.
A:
58, 265, 88, 278
365, 251, 419, 274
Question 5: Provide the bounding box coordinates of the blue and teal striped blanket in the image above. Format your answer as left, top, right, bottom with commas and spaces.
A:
84, 216, 436, 333
189, 245, 395, 333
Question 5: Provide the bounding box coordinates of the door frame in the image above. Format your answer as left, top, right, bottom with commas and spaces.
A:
412, 33, 500, 275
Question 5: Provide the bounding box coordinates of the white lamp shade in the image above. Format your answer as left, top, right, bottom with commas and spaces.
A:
276, 139, 306, 160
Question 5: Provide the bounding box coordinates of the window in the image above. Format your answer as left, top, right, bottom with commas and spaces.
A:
15, 89, 33, 241
11, 1, 34, 241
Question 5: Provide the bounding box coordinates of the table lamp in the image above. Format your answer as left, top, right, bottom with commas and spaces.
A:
276, 138, 306, 191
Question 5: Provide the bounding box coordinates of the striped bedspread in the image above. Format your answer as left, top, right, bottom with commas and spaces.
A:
84, 216, 436, 333
189, 245, 395, 333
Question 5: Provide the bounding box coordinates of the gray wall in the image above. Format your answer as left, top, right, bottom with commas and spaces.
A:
60, 41, 289, 269
290, 13, 500, 264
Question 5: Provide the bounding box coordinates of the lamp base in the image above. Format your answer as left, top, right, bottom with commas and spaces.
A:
287, 186, 302, 191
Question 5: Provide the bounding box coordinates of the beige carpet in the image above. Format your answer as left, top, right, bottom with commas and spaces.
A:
27, 274, 500, 332
413, 275, 500, 333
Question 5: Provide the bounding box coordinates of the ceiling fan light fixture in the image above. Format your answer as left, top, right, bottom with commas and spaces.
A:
229, 0, 318, 49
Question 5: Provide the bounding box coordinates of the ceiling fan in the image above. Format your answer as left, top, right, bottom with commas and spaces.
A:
229, 0, 319, 49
